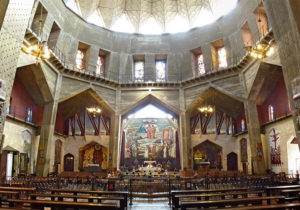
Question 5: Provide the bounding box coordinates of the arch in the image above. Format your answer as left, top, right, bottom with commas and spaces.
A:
227, 152, 238, 171
193, 140, 222, 170
187, 86, 244, 118
121, 94, 179, 118
64, 153, 74, 172
58, 87, 115, 119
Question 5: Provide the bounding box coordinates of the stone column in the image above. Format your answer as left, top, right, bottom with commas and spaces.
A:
0, 0, 35, 149
179, 89, 191, 169
264, 0, 300, 145
109, 89, 121, 169
244, 100, 266, 174
36, 75, 62, 176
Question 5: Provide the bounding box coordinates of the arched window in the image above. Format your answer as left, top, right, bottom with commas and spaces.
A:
268, 105, 274, 121
26, 108, 32, 122
241, 119, 245, 132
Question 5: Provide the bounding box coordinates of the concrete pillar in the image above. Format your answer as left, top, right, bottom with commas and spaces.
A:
36, 75, 62, 176
244, 100, 266, 174
87, 45, 99, 73
109, 113, 120, 169
202, 43, 213, 73
179, 89, 191, 169
264, 0, 300, 145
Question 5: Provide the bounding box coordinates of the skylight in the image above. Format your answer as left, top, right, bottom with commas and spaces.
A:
65, 0, 81, 16
128, 104, 173, 119
87, 11, 105, 27
111, 13, 135, 33
140, 17, 163, 34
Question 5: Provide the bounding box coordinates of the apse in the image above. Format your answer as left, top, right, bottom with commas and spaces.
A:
120, 104, 180, 171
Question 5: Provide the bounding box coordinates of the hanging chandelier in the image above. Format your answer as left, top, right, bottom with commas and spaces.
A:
86, 106, 101, 117
22, 5, 51, 64
198, 106, 214, 116
247, 42, 274, 59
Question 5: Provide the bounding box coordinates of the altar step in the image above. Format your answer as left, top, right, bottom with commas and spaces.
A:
132, 192, 169, 198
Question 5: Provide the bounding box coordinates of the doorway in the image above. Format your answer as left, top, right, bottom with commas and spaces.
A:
227, 152, 238, 171
64, 153, 74, 172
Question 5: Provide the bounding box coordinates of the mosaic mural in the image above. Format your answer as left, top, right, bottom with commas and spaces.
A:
123, 118, 178, 170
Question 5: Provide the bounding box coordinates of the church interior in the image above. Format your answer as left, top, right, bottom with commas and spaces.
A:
1, 0, 300, 209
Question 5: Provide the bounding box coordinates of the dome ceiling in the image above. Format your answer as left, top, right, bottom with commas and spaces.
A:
64, 0, 238, 34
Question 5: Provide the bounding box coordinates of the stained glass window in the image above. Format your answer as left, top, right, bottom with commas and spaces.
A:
96, 56, 104, 76
241, 119, 245, 132
156, 60, 166, 82
217, 47, 227, 69
134, 61, 144, 82
75, 50, 85, 71
268, 105, 274, 121
197, 54, 205, 75
27, 108, 32, 122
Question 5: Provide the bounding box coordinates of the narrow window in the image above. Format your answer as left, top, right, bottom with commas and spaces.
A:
197, 54, 205, 75
217, 47, 227, 69
134, 61, 144, 82
96, 56, 105, 76
241, 119, 245, 132
27, 108, 32, 122
268, 105, 274, 121
75, 50, 85, 71
156, 60, 166, 82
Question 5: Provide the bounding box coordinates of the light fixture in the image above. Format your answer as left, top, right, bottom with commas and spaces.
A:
247, 42, 274, 60
86, 106, 101, 117
22, 5, 51, 64
198, 105, 214, 116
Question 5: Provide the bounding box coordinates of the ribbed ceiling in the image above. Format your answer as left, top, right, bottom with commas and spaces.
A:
64, 0, 238, 34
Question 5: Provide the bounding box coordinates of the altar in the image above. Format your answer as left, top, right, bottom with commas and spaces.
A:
138, 161, 162, 172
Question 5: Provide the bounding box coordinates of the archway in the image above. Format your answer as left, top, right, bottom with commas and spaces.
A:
193, 140, 222, 170
227, 152, 238, 171
64, 153, 74, 172
287, 136, 300, 174
79, 142, 108, 171
120, 96, 180, 171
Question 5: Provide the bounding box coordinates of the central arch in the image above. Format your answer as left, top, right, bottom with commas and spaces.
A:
119, 94, 180, 171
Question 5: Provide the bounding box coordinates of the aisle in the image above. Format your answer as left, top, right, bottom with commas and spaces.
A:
128, 201, 171, 210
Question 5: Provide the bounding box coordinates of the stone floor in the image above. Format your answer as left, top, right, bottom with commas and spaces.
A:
128, 201, 171, 210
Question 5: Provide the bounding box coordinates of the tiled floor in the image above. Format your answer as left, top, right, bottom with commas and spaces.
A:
128, 201, 171, 210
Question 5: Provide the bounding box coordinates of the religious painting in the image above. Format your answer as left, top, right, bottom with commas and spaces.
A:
54, 140, 62, 164
269, 128, 281, 165
256, 143, 263, 161
240, 138, 248, 162
96, 56, 105, 76
123, 118, 178, 170
193, 140, 222, 170
79, 142, 108, 170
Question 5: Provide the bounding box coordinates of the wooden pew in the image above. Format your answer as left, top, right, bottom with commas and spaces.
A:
218, 202, 300, 210
280, 188, 300, 202
50, 189, 128, 208
265, 185, 300, 196
173, 190, 264, 209
180, 195, 285, 210
7, 199, 119, 209
30, 193, 126, 210
171, 188, 249, 209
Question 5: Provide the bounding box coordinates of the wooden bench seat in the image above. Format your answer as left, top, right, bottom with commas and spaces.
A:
173, 190, 264, 209
7, 199, 119, 210
265, 185, 300, 196
218, 202, 300, 210
180, 195, 285, 210
30, 193, 126, 209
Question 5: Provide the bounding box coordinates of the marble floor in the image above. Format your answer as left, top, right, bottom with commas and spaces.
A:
128, 201, 171, 210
